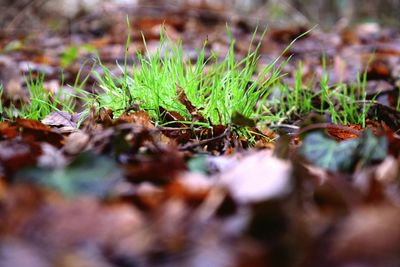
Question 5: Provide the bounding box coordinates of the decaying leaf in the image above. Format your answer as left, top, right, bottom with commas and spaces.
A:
1, 3, 400, 267
331, 204, 400, 266
231, 111, 256, 127
63, 131, 90, 155
299, 129, 387, 172
41, 111, 81, 129
219, 150, 292, 203
0, 139, 42, 176
17, 152, 122, 197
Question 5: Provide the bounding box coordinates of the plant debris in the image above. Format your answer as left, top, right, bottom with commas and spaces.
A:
1, 1, 400, 267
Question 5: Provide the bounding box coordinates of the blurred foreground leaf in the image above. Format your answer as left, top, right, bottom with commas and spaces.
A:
188, 155, 209, 174
299, 129, 387, 172
17, 152, 122, 197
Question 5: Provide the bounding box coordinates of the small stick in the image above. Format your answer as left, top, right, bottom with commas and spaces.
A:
179, 125, 231, 150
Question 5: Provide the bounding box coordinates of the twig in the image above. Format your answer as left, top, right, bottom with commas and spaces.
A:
157, 126, 191, 131
179, 125, 231, 151
270, 124, 300, 135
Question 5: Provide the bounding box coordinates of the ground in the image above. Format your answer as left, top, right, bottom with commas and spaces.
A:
0, 2, 400, 267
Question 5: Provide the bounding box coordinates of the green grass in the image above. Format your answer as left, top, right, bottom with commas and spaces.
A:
93, 28, 284, 127
0, 27, 381, 136
250, 57, 376, 127
93, 28, 317, 129
0, 72, 76, 121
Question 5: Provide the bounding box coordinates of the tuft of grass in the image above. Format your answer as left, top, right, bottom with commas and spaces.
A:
1, 72, 76, 121
93, 27, 309, 128
257, 57, 376, 127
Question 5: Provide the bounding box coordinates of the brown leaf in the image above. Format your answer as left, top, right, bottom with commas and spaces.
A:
0, 140, 41, 175
369, 102, 400, 131
41, 111, 80, 129
98, 108, 113, 127
15, 119, 64, 148
327, 124, 361, 141
123, 149, 185, 185
116, 110, 154, 128
231, 111, 256, 127
159, 106, 186, 127
63, 131, 90, 155
0, 122, 18, 139
331, 204, 400, 266
176, 84, 197, 114
176, 84, 206, 123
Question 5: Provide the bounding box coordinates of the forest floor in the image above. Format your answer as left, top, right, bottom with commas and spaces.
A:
1, 2, 400, 267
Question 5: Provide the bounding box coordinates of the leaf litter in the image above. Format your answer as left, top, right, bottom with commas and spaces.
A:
1, 1, 400, 267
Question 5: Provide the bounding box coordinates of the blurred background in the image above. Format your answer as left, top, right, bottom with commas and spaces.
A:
1, 0, 400, 33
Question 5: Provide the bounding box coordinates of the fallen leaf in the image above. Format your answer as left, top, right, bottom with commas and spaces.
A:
176, 84, 197, 115
37, 143, 67, 169
231, 111, 256, 127
300, 131, 359, 172
15, 119, 65, 148
41, 111, 81, 129
219, 150, 292, 203
115, 110, 153, 128
299, 129, 387, 172
0, 140, 41, 176
17, 152, 122, 198
331, 204, 400, 266
63, 131, 90, 155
